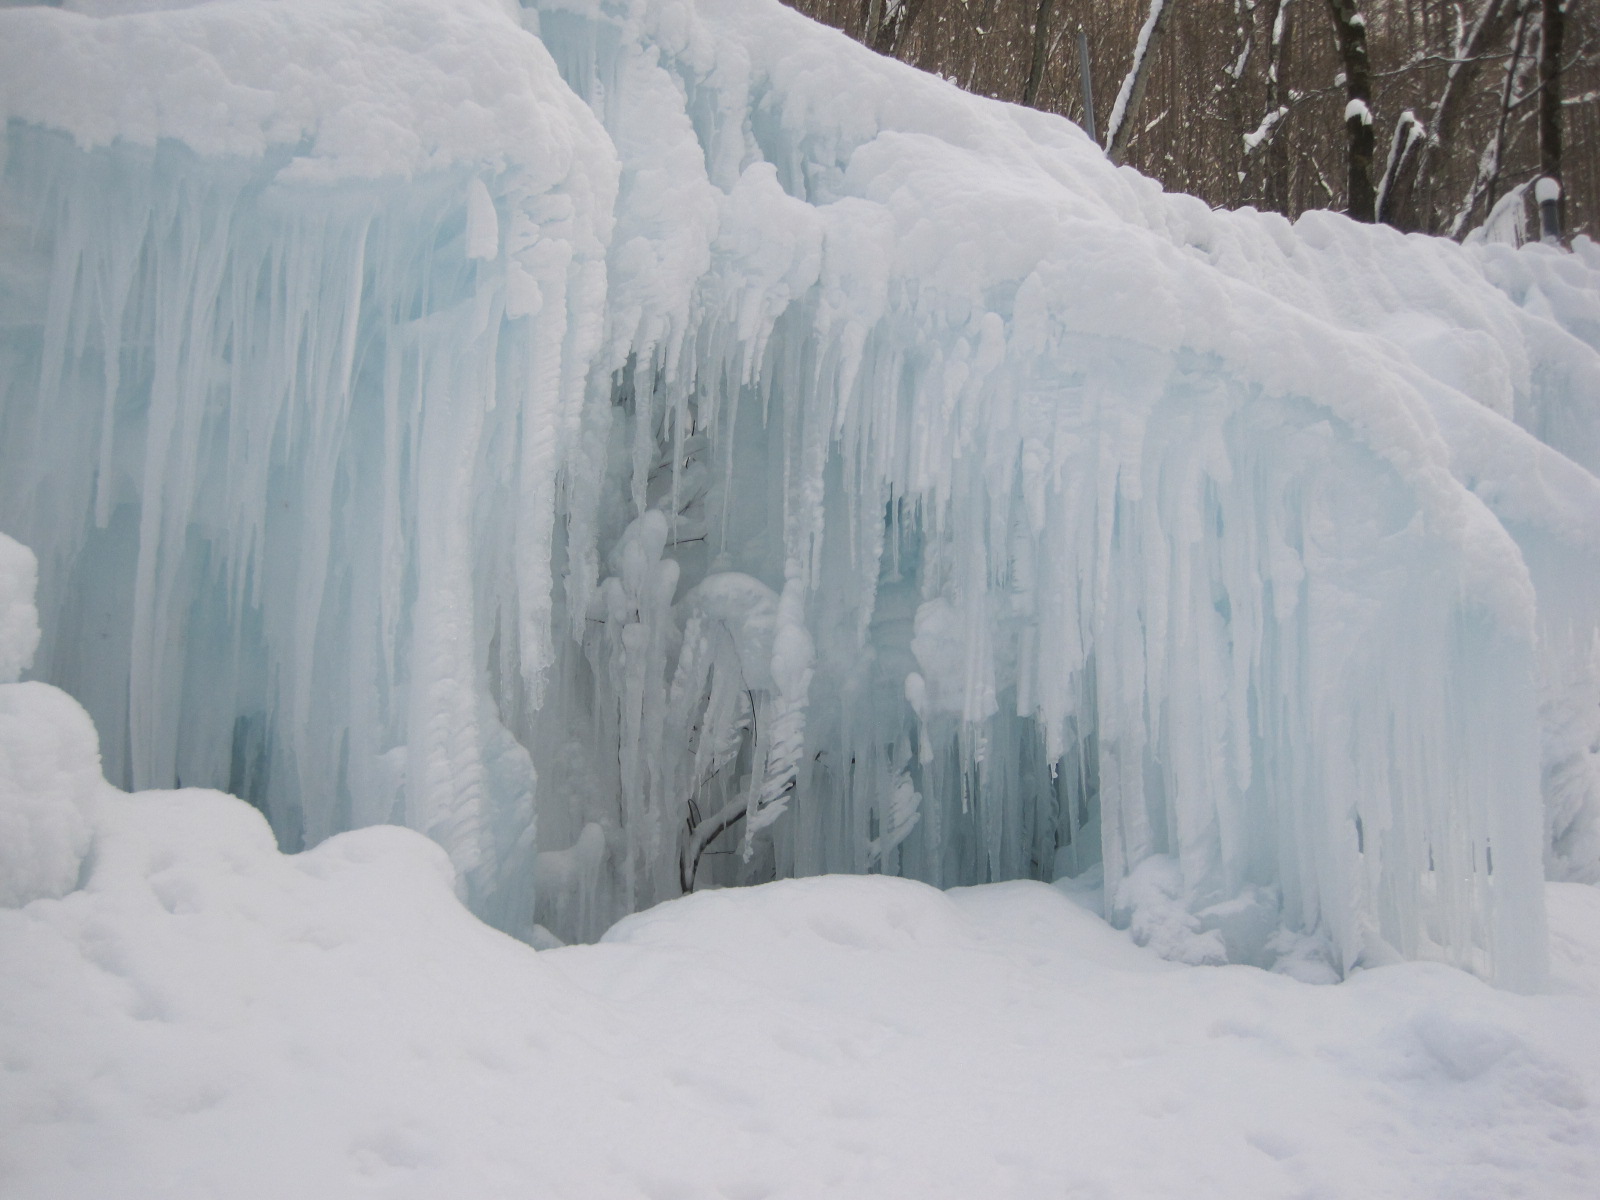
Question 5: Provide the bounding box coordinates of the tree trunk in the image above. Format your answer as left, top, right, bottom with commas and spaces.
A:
1450, 0, 1536, 237
1077, 28, 1097, 143
1023, 0, 1057, 107
866, 0, 929, 57
1376, 110, 1426, 226
860, 0, 881, 47
1264, 0, 1294, 214
1538, 0, 1567, 240
1105, 0, 1175, 164
1379, 0, 1515, 231
1539, 0, 1565, 173
1327, 0, 1377, 221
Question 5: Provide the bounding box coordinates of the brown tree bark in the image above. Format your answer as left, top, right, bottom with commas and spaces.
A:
1327, 0, 1377, 221
864, 0, 930, 57
1540, 0, 1566, 181
1264, 0, 1294, 214
1378, 0, 1516, 231
1105, 0, 1176, 164
1023, 0, 1057, 107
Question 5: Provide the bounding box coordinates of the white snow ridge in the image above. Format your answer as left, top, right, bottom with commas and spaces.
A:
3, 2, 1600, 1196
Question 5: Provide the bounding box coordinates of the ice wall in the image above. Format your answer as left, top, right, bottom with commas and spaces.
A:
0, 0, 618, 934
3, 0, 1598, 988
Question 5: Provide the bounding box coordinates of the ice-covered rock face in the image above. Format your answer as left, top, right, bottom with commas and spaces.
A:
2, 0, 1598, 988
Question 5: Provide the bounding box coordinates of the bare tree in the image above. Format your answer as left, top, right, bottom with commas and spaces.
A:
1449, 0, 1538, 236
783, 0, 1597, 238
862, 0, 930, 56
1104, 0, 1177, 164
1377, 0, 1517, 230
1539, 0, 1567, 235
1023, 0, 1058, 108
1328, 0, 1377, 220
1241, 0, 1298, 213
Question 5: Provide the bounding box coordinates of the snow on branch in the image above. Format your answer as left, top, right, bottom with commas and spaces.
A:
1104, 0, 1171, 163
1243, 106, 1290, 152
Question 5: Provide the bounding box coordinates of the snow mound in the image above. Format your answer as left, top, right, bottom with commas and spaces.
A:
0, 536, 99, 908
0, 533, 39, 684
0, 682, 102, 908
4, 761, 1600, 1198
606, 871, 981, 959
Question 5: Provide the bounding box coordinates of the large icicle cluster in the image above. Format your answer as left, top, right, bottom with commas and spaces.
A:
2, 0, 1598, 989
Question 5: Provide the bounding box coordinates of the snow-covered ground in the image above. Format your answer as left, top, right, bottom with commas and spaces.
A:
4, 766, 1600, 1199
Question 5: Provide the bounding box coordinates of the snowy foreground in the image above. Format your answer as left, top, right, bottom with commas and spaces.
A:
4, 764, 1600, 1199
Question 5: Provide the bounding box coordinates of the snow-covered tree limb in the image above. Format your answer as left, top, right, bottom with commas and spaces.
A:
1104, 0, 1174, 164
1379, 0, 1516, 230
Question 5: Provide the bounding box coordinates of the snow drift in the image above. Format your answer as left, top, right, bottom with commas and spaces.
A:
3, 0, 1599, 989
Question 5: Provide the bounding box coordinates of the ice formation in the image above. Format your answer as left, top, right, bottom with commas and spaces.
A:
2, 0, 1599, 989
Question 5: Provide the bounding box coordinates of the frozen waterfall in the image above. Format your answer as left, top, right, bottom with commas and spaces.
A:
3, 0, 1600, 989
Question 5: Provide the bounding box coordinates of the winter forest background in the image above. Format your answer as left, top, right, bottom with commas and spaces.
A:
787, 0, 1598, 239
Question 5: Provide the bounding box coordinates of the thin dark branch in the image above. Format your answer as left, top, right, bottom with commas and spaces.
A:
1373, 51, 1519, 78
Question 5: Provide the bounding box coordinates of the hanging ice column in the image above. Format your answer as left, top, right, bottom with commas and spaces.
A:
520, 0, 1576, 985
0, 0, 619, 936
4, 0, 1598, 989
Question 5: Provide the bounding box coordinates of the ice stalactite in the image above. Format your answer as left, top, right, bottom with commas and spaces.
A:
0, 93, 615, 934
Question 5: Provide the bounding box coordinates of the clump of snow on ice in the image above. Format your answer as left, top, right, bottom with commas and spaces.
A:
0, 683, 103, 908
0, 533, 39, 684
0, 534, 101, 908
1112, 855, 1228, 966
0, 535, 102, 907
